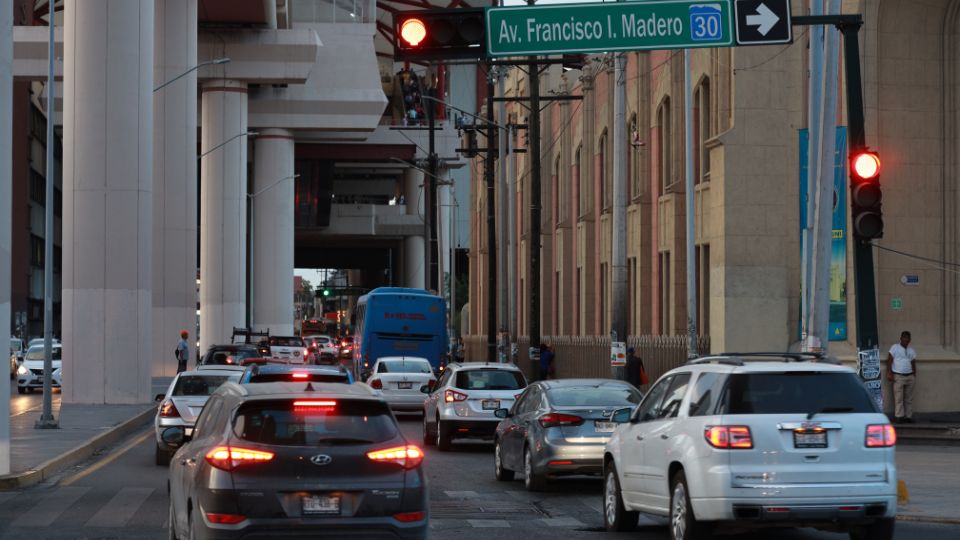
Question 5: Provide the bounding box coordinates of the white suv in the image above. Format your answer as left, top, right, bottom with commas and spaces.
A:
422, 362, 527, 451
602, 353, 897, 540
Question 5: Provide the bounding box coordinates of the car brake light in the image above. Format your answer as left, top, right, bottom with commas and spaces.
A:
393, 511, 426, 522
367, 445, 424, 469
304, 348, 310, 357
159, 399, 180, 418
865, 424, 896, 447
704, 425, 754, 449
291, 372, 309, 379
293, 400, 337, 413
538, 413, 584, 428
444, 389, 468, 402
204, 446, 274, 471
205, 513, 246, 524
370, 378, 383, 390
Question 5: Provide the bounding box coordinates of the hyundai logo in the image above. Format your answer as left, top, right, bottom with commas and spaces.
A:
310, 454, 333, 466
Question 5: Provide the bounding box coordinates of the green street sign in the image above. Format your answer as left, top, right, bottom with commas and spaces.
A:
486, 0, 734, 57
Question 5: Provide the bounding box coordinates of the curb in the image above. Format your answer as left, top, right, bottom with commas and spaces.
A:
0, 405, 156, 491
896, 513, 960, 525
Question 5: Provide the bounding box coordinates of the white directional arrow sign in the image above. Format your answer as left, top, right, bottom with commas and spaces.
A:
745, 3, 779, 35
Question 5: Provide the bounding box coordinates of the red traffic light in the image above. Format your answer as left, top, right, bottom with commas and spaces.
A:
852, 151, 880, 180
850, 149, 883, 239
400, 18, 427, 47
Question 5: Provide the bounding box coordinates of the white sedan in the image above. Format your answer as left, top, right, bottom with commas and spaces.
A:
153, 368, 241, 466
366, 356, 436, 412
16, 344, 62, 393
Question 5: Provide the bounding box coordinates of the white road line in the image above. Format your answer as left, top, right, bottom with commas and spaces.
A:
84, 487, 154, 528
468, 519, 510, 528
541, 516, 585, 527
443, 490, 480, 499
11, 487, 91, 527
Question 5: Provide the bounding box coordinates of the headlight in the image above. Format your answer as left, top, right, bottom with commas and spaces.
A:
17, 365, 27, 375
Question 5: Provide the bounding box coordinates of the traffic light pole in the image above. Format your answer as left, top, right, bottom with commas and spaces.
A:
793, 14, 878, 350
426, 87, 439, 293
486, 69, 498, 363
528, 53, 542, 368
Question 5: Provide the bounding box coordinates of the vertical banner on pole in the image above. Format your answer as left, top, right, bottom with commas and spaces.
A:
799, 127, 848, 341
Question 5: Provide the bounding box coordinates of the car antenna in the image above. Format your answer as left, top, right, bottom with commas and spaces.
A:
305, 382, 315, 392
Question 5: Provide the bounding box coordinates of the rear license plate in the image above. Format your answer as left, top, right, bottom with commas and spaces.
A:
594, 421, 617, 433
482, 399, 500, 410
397, 381, 413, 389
302, 495, 340, 515
793, 430, 828, 448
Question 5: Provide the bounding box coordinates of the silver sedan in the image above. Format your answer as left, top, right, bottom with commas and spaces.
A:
493, 378, 642, 491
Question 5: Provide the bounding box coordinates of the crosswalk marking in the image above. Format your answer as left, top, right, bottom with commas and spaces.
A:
542, 516, 585, 527
11, 487, 90, 527
444, 490, 480, 499
84, 487, 154, 528
468, 519, 510, 527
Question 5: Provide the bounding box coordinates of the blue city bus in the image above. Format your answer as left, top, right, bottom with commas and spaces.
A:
352, 287, 448, 379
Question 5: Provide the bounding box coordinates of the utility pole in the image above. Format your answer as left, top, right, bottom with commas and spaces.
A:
497, 69, 509, 360
611, 49, 628, 378
683, 49, 698, 359
486, 68, 498, 363
527, 1, 542, 364
801, 0, 825, 350
426, 84, 439, 293
38, 7, 57, 429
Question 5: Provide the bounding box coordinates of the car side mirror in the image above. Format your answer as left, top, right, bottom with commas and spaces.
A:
154, 393, 165, 402
494, 408, 511, 419
610, 407, 633, 424
160, 426, 191, 448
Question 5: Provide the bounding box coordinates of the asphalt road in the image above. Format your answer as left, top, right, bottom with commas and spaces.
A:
0, 411, 957, 539
7, 377, 60, 418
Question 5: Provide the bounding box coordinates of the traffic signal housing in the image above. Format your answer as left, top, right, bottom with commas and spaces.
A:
850, 150, 883, 239
394, 8, 486, 61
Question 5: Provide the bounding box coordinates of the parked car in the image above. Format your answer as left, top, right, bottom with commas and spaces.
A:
239, 363, 352, 385
267, 335, 308, 364
16, 344, 62, 393
198, 344, 261, 367
602, 353, 897, 540
494, 379, 642, 491
161, 382, 428, 539
367, 357, 436, 413
422, 362, 527, 451
153, 368, 242, 466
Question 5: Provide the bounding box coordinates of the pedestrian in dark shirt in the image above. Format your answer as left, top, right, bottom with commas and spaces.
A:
625, 347, 648, 389
539, 343, 555, 380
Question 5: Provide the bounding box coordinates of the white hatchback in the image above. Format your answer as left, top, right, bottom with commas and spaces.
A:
602, 354, 897, 540
367, 356, 436, 412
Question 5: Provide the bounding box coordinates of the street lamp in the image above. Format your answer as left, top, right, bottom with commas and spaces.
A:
248, 174, 300, 327
153, 57, 230, 93
197, 131, 258, 160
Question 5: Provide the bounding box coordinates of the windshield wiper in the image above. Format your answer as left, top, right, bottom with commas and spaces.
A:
807, 406, 854, 420
312, 437, 375, 445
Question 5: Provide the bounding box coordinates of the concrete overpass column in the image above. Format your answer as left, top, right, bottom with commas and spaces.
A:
153, 0, 197, 377
200, 79, 248, 352
403, 168, 425, 289
1, 0, 13, 473
252, 128, 295, 336
62, 0, 154, 404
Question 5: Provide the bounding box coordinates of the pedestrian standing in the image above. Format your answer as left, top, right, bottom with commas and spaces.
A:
886, 330, 917, 423
175, 330, 190, 373
624, 347, 649, 390
539, 343, 555, 380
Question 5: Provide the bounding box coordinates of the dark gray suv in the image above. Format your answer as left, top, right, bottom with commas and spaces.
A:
162, 381, 428, 539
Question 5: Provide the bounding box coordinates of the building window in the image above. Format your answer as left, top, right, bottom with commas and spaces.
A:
694, 78, 711, 185
627, 257, 636, 333
576, 145, 587, 216
659, 252, 671, 334
657, 97, 672, 192
554, 271, 560, 335
600, 262, 608, 334
29, 170, 44, 205
697, 244, 710, 335
553, 154, 561, 224
575, 267, 582, 335
599, 131, 610, 210
628, 114, 639, 199
30, 234, 43, 268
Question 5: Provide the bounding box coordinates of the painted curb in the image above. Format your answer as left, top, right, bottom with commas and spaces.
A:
0, 405, 156, 490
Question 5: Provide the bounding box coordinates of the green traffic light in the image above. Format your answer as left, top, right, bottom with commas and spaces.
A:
323, 289, 331, 297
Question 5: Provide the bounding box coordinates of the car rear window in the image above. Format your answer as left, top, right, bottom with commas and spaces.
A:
455, 369, 526, 391
171, 375, 237, 396
722, 372, 877, 415
270, 337, 304, 347
547, 385, 642, 407
378, 359, 432, 374
233, 399, 399, 446
248, 373, 348, 384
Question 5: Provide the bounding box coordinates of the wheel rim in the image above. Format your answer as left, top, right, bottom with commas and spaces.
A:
495, 442, 503, 474
435, 418, 441, 446
672, 482, 687, 540
524, 449, 533, 486
604, 470, 618, 525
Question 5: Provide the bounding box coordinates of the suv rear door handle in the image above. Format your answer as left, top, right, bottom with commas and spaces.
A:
660, 434, 670, 440
636, 435, 644, 441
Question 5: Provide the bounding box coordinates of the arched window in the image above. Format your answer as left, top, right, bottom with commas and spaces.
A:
628, 113, 638, 199
554, 154, 562, 223
599, 130, 609, 210
657, 97, 672, 192
576, 145, 586, 216
694, 77, 711, 184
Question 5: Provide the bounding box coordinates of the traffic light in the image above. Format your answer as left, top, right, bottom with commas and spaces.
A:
322, 288, 332, 297
850, 150, 883, 239
394, 8, 486, 61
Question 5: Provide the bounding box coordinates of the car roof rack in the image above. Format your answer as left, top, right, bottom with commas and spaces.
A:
688, 352, 841, 366
686, 357, 745, 366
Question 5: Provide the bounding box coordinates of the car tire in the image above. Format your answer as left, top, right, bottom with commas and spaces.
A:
187, 509, 200, 540
603, 462, 638, 532
17, 386, 26, 394
494, 439, 514, 481
422, 411, 435, 446
670, 470, 710, 540
155, 444, 171, 467
167, 499, 178, 540
436, 417, 451, 451
849, 518, 895, 540
523, 445, 547, 491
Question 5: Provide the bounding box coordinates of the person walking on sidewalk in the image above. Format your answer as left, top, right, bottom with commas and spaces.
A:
887, 330, 917, 423
624, 347, 649, 390
539, 343, 555, 380
175, 330, 190, 373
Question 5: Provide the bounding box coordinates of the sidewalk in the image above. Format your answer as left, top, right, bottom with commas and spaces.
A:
896, 444, 960, 523
0, 377, 170, 490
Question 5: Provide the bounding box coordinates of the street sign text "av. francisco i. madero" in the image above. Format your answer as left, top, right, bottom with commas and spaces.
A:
486, 0, 734, 57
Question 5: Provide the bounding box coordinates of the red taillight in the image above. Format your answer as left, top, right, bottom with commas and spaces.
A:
367, 445, 424, 469
304, 348, 310, 357
292, 372, 309, 379
865, 424, 897, 447
159, 400, 180, 418
204, 446, 275, 471
538, 413, 584, 428
393, 511, 426, 523
428, 379, 436, 387
293, 400, 337, 413
205, 513, 246, 524
704, 425, 754, 449
370, 378, 383, 390
444, 389, 468, 402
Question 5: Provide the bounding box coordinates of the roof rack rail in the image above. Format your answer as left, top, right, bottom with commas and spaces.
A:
686, 357, 745, 366
708, 352, 842, 365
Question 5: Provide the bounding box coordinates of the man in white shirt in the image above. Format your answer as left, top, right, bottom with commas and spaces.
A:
887, 330, 917, 423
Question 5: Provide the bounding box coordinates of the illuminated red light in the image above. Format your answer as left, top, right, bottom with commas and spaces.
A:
367, 445, 424, 469
205, 513, 246, 524
852, 152, 880, 180
293, 400, 337, 413
204, 446, 275, 471
292, 372, 309, 379
400, 18, 428, 47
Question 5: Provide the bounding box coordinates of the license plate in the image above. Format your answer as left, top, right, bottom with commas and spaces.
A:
397, 381, 413, 389
794, 430, 828, 448
594, 421, 617, 433
482, 399, 500, 410
302, 495, 340, 515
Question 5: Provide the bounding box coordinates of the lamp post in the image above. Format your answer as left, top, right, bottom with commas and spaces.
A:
153, 57, 230, 93
248, 174, 300, 327
197, 131, 258, 161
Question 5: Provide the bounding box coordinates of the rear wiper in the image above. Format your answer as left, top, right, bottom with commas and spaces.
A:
313, 437, 375, 445
807, 406, 854, 420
